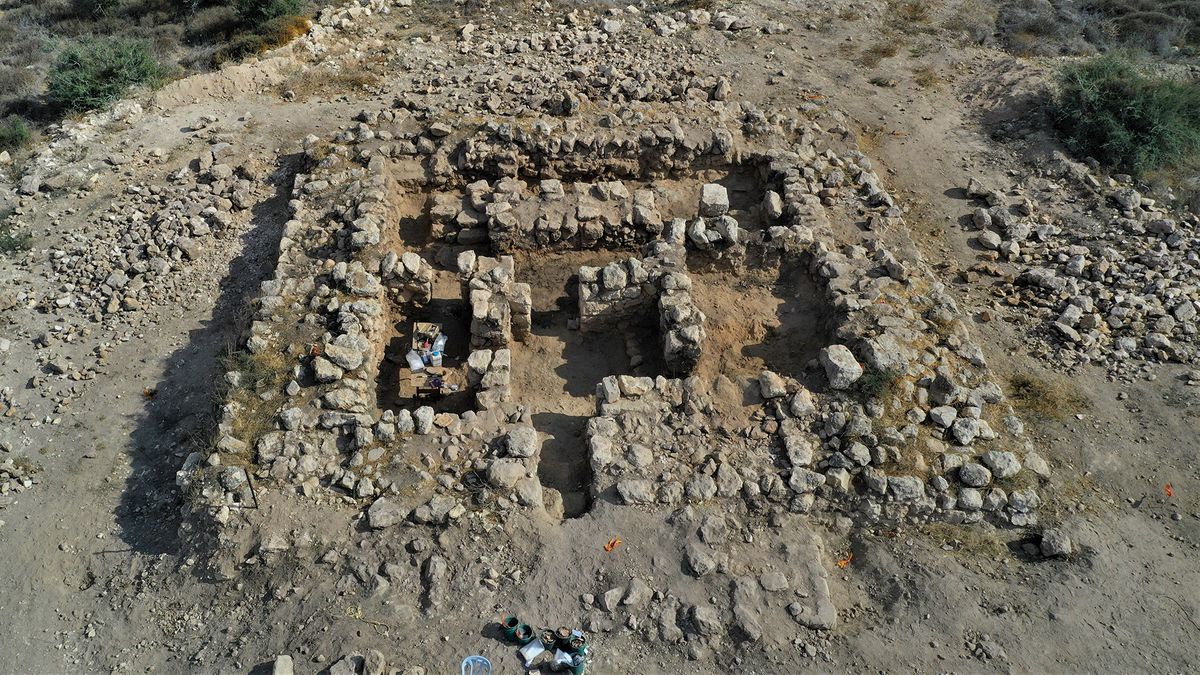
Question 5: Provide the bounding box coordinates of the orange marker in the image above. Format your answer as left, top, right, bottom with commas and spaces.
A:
1165, 483, 1174, 498
604, 537, 622, 552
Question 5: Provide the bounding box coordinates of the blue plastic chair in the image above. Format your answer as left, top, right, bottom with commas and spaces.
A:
461, 655, 492, 675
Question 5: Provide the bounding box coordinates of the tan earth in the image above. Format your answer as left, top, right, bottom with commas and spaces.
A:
0, 0, 1198, 673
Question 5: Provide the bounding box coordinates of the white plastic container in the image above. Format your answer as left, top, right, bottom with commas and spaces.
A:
519, 640, 546, 668
433, 333, 448, 353
429, 351, 443, 367
405, 350, 425, 372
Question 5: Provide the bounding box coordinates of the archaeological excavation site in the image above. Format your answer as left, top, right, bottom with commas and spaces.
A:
1, 0, 1198, 672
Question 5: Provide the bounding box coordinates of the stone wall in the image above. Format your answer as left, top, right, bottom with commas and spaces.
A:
577, 238, 706, 374
432, 177, 669, 252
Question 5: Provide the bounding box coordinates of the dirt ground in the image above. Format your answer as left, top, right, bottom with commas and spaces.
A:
1, 0, 1198, 672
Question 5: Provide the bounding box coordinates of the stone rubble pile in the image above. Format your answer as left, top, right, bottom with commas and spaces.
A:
30, 141, 266, 322
380, 250, 434, 305
458, 117, 736, 181
0, 456, 37, 502
961, 174, 1199, 376
687, 182, 745, 257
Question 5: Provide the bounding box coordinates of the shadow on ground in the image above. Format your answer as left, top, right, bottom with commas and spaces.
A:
115, 155, 301, 555
533, 411, 593, 518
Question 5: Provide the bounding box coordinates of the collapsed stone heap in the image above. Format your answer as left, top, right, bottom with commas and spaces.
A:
961, 171, 1200, 377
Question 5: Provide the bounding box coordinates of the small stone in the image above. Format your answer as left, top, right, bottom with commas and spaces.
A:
685, 541, 717, 577
981, 450, 1021, 479
367, 498, 406, 529
272, 656, 295, 675
622, 578, 653, 607
414, 406, 435, 434
504, 426, 539, 458
760, 571, 789, 592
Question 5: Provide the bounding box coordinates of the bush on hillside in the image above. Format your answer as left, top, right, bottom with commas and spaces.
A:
0, 115, 31, 152
234, 0, 304, 29
47, 37, 161, 113
1054, 53, 1200, 174
72, 0, 121, 19
1088, 0, 1199, 54
212, 14, 309, 64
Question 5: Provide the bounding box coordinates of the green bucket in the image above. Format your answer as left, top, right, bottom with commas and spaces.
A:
554, 626, 572, 650
502, 616, 521, 642
514, 623, 535, 645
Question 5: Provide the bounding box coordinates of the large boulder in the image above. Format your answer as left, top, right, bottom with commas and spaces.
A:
367, 497, 406, 529
504, 426, 540, 458
699, 183, 729, 217
487, 460, 526, 489
819, 345, 863, 390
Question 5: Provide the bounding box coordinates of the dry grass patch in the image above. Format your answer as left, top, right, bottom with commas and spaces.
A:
859, 41, 901, 67
855, 124, 886, 153
912, 65, 944, 89
943, 0, 998, 44
220, 346, 292, 459
280, 64, 383, 100
920, 522, 1010, 558
1008, 371, 1090, 421
887, 0, 935, 32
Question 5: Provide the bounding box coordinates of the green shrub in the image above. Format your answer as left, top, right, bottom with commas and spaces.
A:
48, 37, 162, 113
1088, 0, 1200, 52
0, 116, 31, 152
1054, 53, 1200, 174
213, 14, 309, 65
235, 0, 304, 29
72, 0, 121, 18
851, 366, 903, 403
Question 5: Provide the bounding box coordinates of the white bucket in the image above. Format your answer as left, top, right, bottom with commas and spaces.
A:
429, 351, 443, 367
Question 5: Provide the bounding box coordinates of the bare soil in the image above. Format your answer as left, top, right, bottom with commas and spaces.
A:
1, 0, 1198, 672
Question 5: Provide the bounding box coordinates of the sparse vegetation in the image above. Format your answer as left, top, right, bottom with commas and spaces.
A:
993, 0, 1199, 57
921, 522, 1010, 559
213, 14, 311, 64
235, 0, 304, 29
1008, 371, 1090, 421
279, 64, 383, 100
0, 115, 32, 153
1053, 53, 1200, 175
1089, 0, 1199, 54
852, 366, 904, 403
0, 212, 32, 256
0, 0, 318, 143
72, 0, 121, 19
888, 0, 933, 26
912, 65, 944, 89
944, 0, 998, 44
222, 347, 291, 452
859, 41, 901, 67
48, 37, 163, 114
